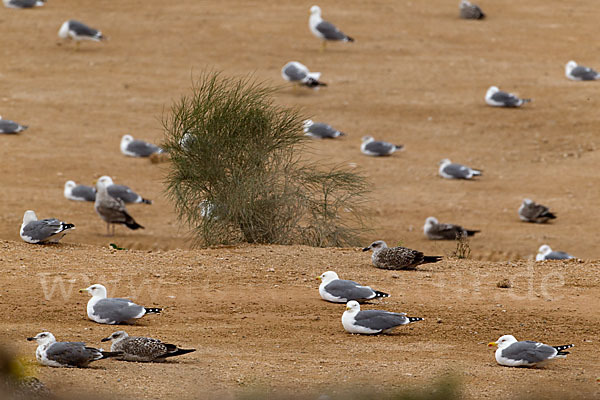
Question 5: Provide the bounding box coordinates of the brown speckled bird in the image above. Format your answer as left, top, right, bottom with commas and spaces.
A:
518, 199, 556, 224
101, 331, 195, 362
362, 240, 442, 270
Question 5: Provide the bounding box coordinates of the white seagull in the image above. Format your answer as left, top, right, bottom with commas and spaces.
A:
0, 116, 28, 134
3, 0, 45, 9
489, 335, 574, 367
565, 60, 600, 81
309, 5, 354, 51
120, 134, 163, 157
438, 159, 481, 179
281, 61, 326, 89
485, 86, 531, 107
20, 210, 75, 244
58, 20, 105, 48
342, 301, 423, 335
536, 245, 574, 261
318, 271, 389, 303
360, 136, 403, 156
303, 120, 345, 139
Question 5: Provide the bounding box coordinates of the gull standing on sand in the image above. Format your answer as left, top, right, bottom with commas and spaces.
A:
101, 331, 195, 362
438, 159, 481, 179
27, 332, 121, 368
342, 301, 423, 334
360, 136, 403, 156
459, 0, 485, 19
120, 134, 163, 157
485, 86, 531, 107
58, 20, 104, 48
318, 271, 389, 303
363, 240, 442, 270
518, 199, 556, 223
565, 60, 600, 81
20, 210, 74, 244
423, 217, 479, 240
0, 117, 28, 134
489, 335, 574, 367
281, 61, 327, 89
309, 5, 354, 51
80, 284, 162, 325
536, 245, 574, 261
303, 120, 345, 139
95, 176, 144, 235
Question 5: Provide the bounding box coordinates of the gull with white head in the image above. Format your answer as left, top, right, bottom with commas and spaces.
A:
459, 0, 485, 19
95, 176, 144, 235
536, 245, 574, 261
281, 61, 327, 89
318, 271, 389, 303
423, 217, 479, 240
303, 120, 345, 139
485, 86, 531, 107
488, 335, 574, 367
360, 136, 403, 156
342, 301, 423, 334
27, 332, 121, 367
20, 210, 74, 244
518, 199, 556, 223
438, 159, 481, 179
58, 20, 105, 49
309, 5, 354, 51
565, 60, 600, 81
120, 134, 163, 157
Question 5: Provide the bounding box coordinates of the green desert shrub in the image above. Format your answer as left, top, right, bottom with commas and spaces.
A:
162, 72, 369, 247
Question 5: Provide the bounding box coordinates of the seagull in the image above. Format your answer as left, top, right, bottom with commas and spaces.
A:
360, 136, 403, 156
309, 5, 354, 51
303, 120, 345, 139
485, 86, 531, 107
318, 271, 389, 303
459, 0, 485, 19
0, 116, 28, 134
20, 210, 75, 244
64, 181, 96, 202
423, 217, 479, 240
64, 179, 151, 204
342, 301, 423, 334
98, 176, 152, 204
489, 335, 574, 367
518, 199, 556, 223
363, 240, 442, 270
536, 245, 574, 261
565, 60, 600, 81
95, 176, 144, 235
80, 284, 162, 325
3, 0, 45, 8
27, 332, 121, 368
101, 331, 196, 362
120, 134, 164, 157
281, 61, 327, 89
438, 159, 481, 179
58, 20, 104, 48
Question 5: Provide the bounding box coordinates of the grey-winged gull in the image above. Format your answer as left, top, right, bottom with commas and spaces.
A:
26, 332, 121, 368
95, 176, 144, 235
360, 136, 403, 156
64, 179, 151, 204
342, 301, 423, 334
303, 120, 345, 139
80, 284, 161, 325
518, 199, 556, 223
98, 176, 152, 204
58, 20, 104, 47
281, 61, 327, 89
536, 245, 574, 261
459, 0, 485, 19
120, 134, 163, 157
363, 240, 442, 270
438, 159, 481, 179
318, 271, 389, 303
64, 180, 96, 202
424, 217, 479, 240
309, 5, 354, 51
20, 210, 74, 244
565, 60, 600, 81
489, 335, 574, 367
101, 331, 195, 362
3, 0, 45, 8
0, 117, 28, 134
485, 86, 531, 107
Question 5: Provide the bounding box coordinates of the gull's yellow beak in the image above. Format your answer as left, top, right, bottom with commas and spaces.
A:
79, 288, 88, 293
488, 342, 497, 347
346, 305, 351, 310
316, 276, 321, 280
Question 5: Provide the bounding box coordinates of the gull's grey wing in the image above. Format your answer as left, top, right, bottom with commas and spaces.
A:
324, 280, 375, 300
126, 140, 161, 157
365, 141, 395, 155
316, 21, 347, 41
71, 185, 96, 201
283, 64, 306, 81
46, 342, 100, 367
107, 184, 141, 203
68, 20, 99, 37
501, 341, 556, 363
0, 120, 26, 133
308, 123, 338, 138
491, 91, 521, 106
353, 310, 408, 330
571, 65, 599, 80
442, 163, 471, 178
521, 203, 554, 220
22, 219, 66, 241
460, 3, 484, 19
546, 251, 573, 260
429, 223, 464, 239
92, 298, 144, 323
7, 0, 39, 8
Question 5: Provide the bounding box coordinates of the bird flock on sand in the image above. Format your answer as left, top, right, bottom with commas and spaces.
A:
1, 0, 585, 383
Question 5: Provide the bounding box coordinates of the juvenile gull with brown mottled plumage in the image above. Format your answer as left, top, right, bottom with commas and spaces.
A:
101, 331, 195, 362
362, 240, 441, 270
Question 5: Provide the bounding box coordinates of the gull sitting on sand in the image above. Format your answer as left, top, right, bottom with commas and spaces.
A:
489, 335, 574, 367
363, 240, 442, 270
342, 301, 423, 334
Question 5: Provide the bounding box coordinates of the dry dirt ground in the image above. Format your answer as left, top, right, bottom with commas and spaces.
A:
1, 0, 600, 398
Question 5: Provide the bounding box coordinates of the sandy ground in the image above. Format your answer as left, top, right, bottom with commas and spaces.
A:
1, 0, 600, 398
